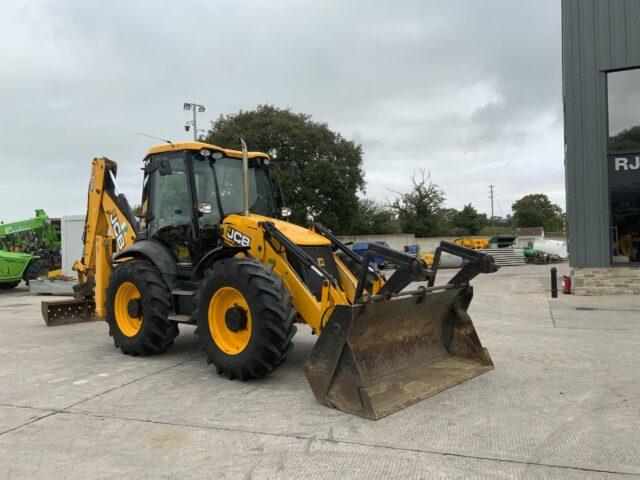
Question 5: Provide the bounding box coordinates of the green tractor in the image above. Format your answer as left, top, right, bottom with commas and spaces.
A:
0, 238, 50, 289
0, 209, 61, 290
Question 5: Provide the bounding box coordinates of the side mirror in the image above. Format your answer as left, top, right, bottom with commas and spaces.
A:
197, 202, 212, 214
287, 163, 300, 181
281, 207, 292, 219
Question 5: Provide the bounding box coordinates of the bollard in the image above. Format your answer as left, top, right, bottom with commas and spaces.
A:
550, 267, 558, 298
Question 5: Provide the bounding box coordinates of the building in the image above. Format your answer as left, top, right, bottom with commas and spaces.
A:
562, 0, 640, 294
514, 227, 545, 249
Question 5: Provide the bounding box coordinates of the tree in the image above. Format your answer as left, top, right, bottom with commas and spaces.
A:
511, 194, 564, 231
452, 204, 487, 235
203, 105, 365, 234
609, 125, 640, 152
389, 170, 446, 237
350, 198, 400, 235
438, 207, 462, 236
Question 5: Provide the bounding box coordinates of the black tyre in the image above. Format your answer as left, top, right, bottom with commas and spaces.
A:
106, 260, 179, 356
194, 257, 297, 380
24, 259, 50, 283
0, 280, 21, 290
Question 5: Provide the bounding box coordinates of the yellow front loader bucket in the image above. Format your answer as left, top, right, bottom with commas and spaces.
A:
304, 285, 493, 420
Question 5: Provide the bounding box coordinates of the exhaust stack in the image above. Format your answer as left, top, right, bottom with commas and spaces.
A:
240, 138, 250, 216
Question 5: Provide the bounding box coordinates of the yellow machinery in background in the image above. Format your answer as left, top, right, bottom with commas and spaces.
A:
420, 252, 435, 268
43, 140, 498, 420
454, 237, 489, 250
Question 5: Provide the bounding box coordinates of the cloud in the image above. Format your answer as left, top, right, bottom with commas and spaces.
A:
0, 0, 563, 223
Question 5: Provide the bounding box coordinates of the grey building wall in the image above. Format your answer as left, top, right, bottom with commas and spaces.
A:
562, 0, 640, 267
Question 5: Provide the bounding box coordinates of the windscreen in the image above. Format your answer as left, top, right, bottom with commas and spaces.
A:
192, 155, 276, 227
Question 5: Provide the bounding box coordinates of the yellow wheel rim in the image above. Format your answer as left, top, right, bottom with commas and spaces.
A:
208, 286, 252, 355
114, 281, 142, 337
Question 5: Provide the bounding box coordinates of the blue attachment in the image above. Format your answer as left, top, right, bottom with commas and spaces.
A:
352, 241, 390, 267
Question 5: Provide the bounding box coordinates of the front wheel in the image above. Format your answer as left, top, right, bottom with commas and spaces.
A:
194, 257, 297, 380
106, 260, 179, 356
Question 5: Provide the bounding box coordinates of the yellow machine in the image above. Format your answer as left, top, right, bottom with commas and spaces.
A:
454, 237, 489, 250
420, 252, 435, 268
43, 140, 498, 420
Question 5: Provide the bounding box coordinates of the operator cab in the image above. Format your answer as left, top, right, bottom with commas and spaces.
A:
139, 142, 278, 271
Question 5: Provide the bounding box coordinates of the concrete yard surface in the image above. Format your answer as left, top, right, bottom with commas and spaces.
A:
1, 263, 639, 479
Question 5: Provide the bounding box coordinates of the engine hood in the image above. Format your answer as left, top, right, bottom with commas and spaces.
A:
224, 214, 331, 246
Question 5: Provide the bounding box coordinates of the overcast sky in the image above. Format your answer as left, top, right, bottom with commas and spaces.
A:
0, 0, 563, 222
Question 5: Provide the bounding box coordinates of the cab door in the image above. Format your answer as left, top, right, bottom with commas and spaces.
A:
146, 152, 196, 268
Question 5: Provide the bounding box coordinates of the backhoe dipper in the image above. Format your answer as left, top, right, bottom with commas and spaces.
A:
43, 140, 497, 420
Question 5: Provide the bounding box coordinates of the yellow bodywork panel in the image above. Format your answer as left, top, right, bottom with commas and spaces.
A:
225, 214, 330, 246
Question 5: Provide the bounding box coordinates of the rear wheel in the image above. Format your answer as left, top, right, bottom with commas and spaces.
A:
194, 257, 296, 380
106, 260, 179, 356
0, 280, 21, 290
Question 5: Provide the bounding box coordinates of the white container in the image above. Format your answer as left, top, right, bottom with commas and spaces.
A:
61, 215, 85, 276
437, 252, 463, 268
533, 238, 568, 259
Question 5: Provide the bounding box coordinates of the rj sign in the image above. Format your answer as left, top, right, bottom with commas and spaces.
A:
608, 153, 640, 184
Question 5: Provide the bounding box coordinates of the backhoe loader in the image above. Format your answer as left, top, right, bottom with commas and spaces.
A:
43, 140, 497, 420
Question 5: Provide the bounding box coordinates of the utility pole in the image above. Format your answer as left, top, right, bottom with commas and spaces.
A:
183, 102, 206, 141
489, 185, 495, 232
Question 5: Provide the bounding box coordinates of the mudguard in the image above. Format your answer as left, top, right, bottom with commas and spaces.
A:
191, 245, 249, 281
113, 239, 178, 289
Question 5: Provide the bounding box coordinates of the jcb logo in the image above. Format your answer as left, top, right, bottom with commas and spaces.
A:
109, 213, 128, 251
226, 227, 251, 247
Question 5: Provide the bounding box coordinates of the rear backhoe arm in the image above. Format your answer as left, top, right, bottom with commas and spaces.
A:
43, 158, 139, 324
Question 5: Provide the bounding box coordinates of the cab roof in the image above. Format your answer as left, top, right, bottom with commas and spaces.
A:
146, 141, 269, 159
